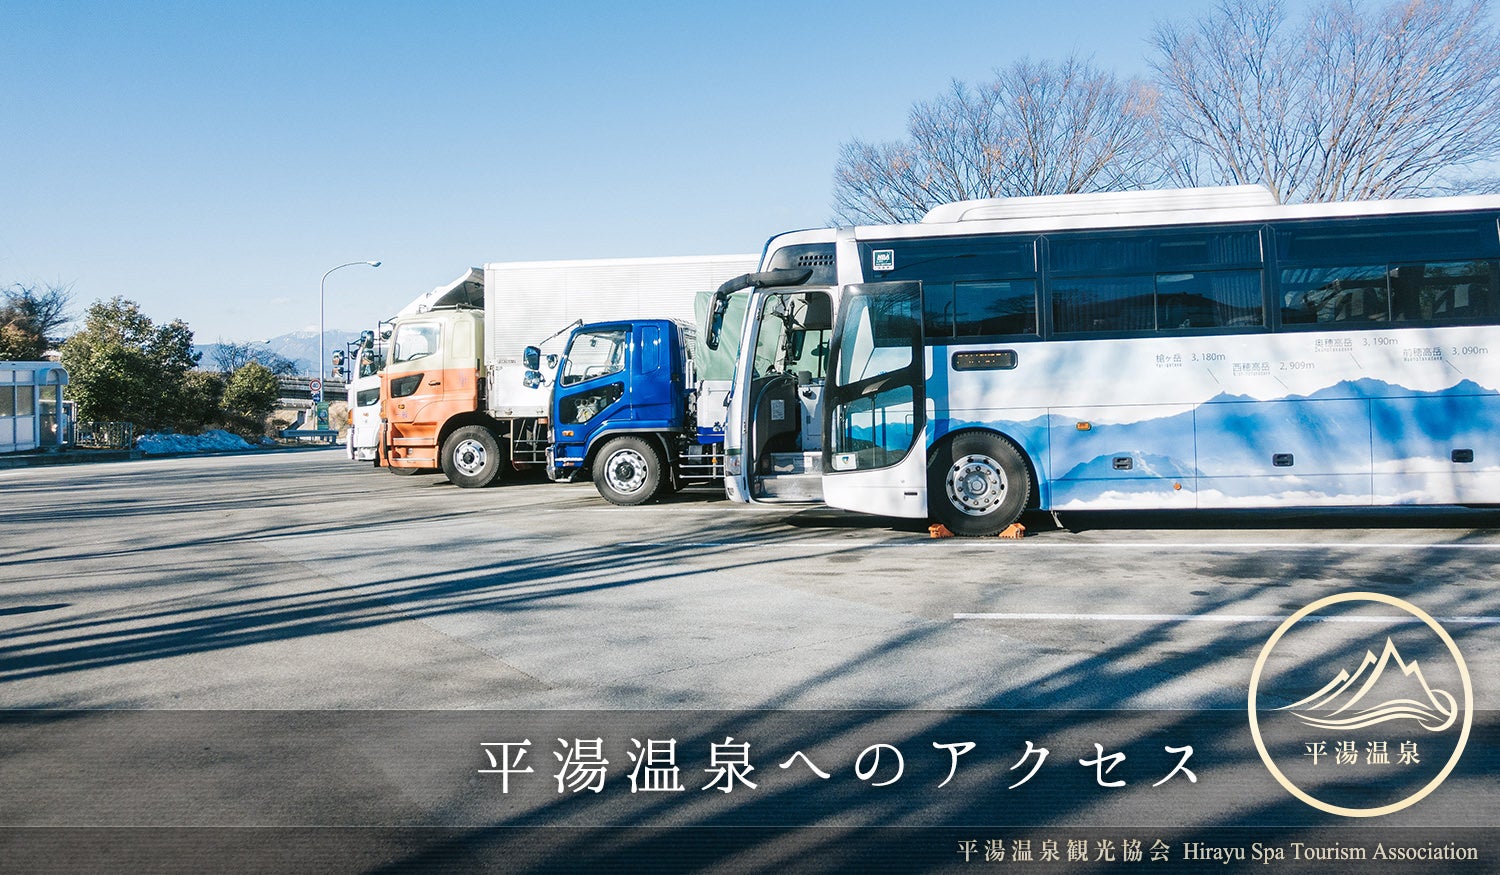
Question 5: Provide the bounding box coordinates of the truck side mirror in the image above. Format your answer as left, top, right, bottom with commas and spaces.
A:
523, 346, 541, 370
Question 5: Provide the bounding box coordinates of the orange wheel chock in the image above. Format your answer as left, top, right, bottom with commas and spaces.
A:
928, 522, 1026, 539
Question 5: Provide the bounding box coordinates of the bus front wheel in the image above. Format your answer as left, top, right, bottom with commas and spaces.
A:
929, 432, 1031, 537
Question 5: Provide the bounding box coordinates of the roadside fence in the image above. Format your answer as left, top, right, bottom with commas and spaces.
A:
73, 421, 135, 450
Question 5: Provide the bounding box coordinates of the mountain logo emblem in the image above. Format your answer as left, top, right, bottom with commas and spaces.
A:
1278, 637, 1457, 733
1248, 592, 1472, 818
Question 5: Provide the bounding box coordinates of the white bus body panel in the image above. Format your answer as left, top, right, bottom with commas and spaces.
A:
934, 325, 1499, 510
816, 328, 1500, 518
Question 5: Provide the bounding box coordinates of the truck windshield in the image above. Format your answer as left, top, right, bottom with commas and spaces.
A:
392, 324, 439, 363
561, 328, 627, 386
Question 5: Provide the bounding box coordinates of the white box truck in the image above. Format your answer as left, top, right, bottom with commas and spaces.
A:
378, 254, 758, 486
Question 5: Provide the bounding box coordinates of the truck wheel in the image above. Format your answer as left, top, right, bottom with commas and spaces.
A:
928, 432, 1031, 537
593, 437, 663, 505
442, 425, 504, 488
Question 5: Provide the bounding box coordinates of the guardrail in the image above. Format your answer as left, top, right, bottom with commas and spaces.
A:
281, 428, 340, 444
277, 377, 348, 401
74, 421, 135, 450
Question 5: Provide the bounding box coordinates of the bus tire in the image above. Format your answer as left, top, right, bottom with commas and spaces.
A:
593, 436, 663, 506
928, 432, 1031, 537
441, 425, 504, 488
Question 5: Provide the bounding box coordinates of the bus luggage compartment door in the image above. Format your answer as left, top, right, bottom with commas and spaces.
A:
1048, 404, 1198, 510
1194, 397, 1373, 507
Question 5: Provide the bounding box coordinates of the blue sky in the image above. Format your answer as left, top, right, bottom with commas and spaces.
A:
4, 0, 1230, 343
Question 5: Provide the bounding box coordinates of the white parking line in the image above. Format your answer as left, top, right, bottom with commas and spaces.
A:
1015, 541, 1500, 551
619, 539, 1500, 552
954, 612, 1500, 625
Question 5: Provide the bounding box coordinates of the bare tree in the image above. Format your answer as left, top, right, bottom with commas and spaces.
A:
210, 339, 299, 377
832, 57, 1161, 224
1151, 0, 1500, 203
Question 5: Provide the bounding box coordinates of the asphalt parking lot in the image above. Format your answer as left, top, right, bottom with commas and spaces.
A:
2, 449, 1497, 872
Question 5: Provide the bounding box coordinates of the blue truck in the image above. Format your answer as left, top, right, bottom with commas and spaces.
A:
529, 317, 726, 505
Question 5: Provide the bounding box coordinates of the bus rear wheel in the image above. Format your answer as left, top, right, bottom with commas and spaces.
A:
929, 432, 1031, 537
593, 436, 663, 506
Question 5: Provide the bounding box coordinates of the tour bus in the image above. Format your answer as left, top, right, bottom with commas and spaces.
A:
720, 185, 1500, 535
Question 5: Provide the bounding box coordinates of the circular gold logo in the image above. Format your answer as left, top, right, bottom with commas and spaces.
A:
1248, 592, 1472, 817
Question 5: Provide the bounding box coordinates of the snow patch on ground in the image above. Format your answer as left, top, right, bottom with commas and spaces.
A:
135, 429, 259, 455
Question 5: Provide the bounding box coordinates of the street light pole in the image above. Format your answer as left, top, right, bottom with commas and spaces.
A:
319, 260, 381, 382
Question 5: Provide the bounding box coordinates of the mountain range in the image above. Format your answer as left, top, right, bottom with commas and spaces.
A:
194, 329, 362, 377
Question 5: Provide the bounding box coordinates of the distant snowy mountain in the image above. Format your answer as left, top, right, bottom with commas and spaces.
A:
195, 329, 361, 376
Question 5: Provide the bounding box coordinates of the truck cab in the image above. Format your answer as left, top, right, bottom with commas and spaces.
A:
545, 318, 719, 504
380, 306, 484, 473
345, 373, 382, 462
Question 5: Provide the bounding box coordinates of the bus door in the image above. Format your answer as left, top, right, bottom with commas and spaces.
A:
729, 287, 837, 502
821, 282, 929, 519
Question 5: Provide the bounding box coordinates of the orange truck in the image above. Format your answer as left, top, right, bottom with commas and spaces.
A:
378, 255, 757, 487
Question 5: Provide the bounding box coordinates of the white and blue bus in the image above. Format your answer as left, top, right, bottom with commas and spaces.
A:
719, 185, 1500, 535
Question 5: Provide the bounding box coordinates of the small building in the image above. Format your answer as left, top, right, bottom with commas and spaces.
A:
0, 362, 69, 453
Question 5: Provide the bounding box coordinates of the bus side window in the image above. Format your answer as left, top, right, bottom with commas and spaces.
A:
1280, 265, 1388, 325
1391, 260, 1498, 324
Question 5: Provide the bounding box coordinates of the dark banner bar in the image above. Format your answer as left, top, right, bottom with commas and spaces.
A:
2, 709, 1494, 871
